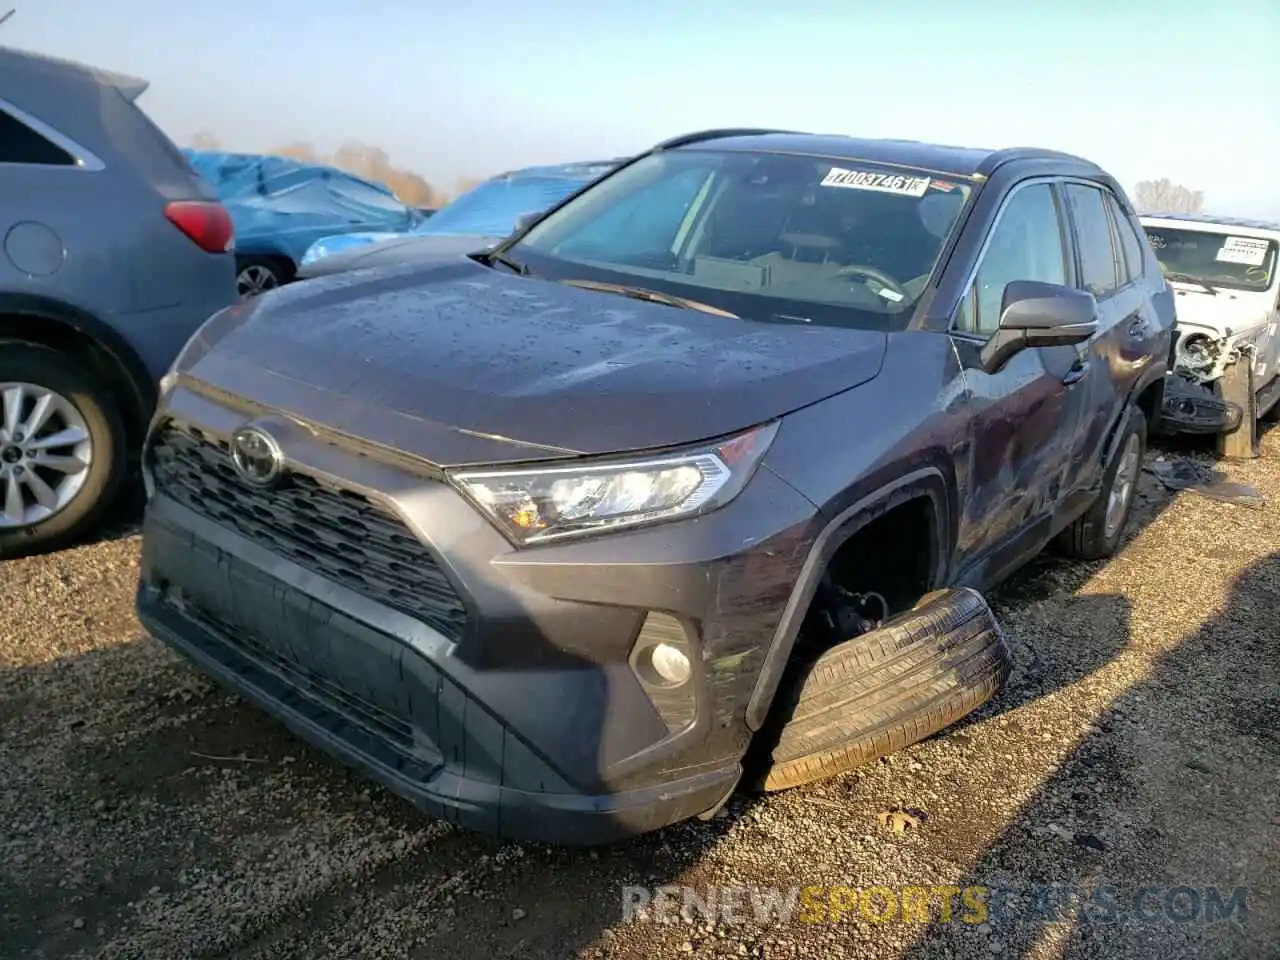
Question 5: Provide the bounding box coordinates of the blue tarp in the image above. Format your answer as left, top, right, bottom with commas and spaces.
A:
183, 149, 424, 265
299, 158, 622, 266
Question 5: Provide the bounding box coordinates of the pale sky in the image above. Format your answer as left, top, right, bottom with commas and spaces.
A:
7, 0, 1279, 217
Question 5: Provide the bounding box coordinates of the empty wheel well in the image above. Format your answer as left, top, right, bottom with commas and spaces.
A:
0, 313, 152, 449
745, 493, 943, 766
789, 496, 939, 665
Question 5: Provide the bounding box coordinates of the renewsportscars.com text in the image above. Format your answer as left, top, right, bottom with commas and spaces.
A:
621, 884, 1250, 927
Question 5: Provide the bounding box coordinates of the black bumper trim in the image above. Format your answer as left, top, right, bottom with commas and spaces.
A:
138, 588, 738, 846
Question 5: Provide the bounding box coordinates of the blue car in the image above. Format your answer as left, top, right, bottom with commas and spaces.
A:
183, 149, 424, 297
297, 158, 622, 275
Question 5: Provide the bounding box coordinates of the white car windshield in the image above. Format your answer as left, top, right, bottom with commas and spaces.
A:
1144, 227, 1278, 293
510, 149, 973, 331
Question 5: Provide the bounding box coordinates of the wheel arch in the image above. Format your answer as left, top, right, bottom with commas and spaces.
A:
744, 467, 951, 731
236, 251, 297, 281
0, 293, 156, 439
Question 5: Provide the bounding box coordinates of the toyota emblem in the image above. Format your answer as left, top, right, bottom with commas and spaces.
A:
230, 426, 284, 487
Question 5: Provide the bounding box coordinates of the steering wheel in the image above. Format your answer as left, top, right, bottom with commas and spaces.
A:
833, 264, 910, 302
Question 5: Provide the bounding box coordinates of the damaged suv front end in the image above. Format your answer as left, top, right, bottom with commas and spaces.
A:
1140, 214, 1280, 432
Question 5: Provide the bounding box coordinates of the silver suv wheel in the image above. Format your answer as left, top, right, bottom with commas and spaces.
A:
0, 381, 94, 529
237, 263, 281, 298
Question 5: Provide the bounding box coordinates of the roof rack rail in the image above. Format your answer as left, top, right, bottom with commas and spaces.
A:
651, 128, 801, 151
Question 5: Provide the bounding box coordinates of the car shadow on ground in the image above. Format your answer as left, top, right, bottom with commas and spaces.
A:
895, 551, 1280, 959
0, 434, 1266, 958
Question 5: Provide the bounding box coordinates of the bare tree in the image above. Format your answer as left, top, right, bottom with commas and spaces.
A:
1132, 178, 1204, 215
188, 131, 221, 151
273, 141, 321, 162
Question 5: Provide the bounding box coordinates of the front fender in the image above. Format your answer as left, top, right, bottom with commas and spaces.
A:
743, 467, 950, 730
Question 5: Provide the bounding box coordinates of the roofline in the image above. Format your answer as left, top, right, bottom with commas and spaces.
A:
645, 130, 1112, 182
651, 128, 802, 151
976, 147, 1102, 178
0, 45, 149, 101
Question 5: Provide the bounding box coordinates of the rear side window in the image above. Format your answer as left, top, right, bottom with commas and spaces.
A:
0, 109, 75, 166
1105, 193, 1147, 283
1064, 183, 1120, 297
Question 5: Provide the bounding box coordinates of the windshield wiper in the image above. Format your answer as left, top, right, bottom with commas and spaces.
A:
476, 249, 530, 276
560, 279, 739, 318
1165, 272, 1218, 296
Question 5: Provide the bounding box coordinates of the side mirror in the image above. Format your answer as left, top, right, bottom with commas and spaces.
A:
979, 280, 1098, 374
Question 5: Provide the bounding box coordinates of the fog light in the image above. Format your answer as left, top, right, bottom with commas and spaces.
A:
630, 612, 698, 734
649, 642, 692, 686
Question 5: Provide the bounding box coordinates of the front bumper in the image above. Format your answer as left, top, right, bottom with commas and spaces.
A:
1158, 373, 1244, 434
135, 391, 819, 843
137, 507, 737, 843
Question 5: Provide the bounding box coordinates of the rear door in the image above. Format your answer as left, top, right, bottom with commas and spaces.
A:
1058, 182, 1151, 496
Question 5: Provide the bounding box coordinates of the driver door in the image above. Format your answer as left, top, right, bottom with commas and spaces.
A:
949, 180, 1086, 588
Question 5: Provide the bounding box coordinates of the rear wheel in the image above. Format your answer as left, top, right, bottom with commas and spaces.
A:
0, 342, 127, 558
235, 255, 291, 298
752, 587, 1010, 792
1056, 405, 1146, 560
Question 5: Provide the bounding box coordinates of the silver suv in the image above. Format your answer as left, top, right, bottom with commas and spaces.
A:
0, 46, 236, 557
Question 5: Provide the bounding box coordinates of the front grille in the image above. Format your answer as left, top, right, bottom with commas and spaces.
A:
150, 423, 468, 641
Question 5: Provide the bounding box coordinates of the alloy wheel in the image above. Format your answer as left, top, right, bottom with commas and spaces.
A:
0, 382, 94, 529
1103, 432, 1142, 541
237, 263, 280, 298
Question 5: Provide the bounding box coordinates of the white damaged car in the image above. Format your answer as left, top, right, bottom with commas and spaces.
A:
1140, 213, 1280, 433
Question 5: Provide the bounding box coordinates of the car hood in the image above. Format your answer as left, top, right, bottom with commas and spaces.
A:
296, 232, 502, 279
184, 257, 887, 465
301, 231, 403, 264
1170, 284, 1275, 337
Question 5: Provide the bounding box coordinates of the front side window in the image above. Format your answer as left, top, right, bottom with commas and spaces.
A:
1064, 183, 1120, 298
957, 183, 1067, 335
511, 149, 974, 331
1143, 226, 1278, 293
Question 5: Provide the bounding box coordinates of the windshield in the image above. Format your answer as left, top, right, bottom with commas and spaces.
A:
417, 172, 600, 238
1143, 226, 1278, 293
510, 149, 973, 331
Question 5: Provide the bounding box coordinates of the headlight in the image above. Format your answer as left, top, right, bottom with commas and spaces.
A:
451, 421, 779, 545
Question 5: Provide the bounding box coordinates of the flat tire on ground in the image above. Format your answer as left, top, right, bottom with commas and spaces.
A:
754, 586, 1011, 792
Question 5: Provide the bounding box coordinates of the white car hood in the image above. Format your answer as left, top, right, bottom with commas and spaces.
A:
1169, 285, 1274, 338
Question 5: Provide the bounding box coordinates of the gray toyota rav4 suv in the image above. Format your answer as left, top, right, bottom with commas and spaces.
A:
137, 130, 1172, 844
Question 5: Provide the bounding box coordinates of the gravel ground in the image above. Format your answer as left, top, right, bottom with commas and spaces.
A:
2, 431, 1277, 960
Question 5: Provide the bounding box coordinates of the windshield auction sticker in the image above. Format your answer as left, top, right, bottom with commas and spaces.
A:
821, 167, 931, 197
1215, 236, 1270, 266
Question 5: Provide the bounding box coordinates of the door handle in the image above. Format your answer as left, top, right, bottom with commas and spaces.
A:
1063, 358, 1090, 385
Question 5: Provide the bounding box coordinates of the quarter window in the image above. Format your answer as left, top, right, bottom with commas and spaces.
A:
957, 183, 1067, 335
0, 109, 75, 166
1064, 183, 1120, 297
